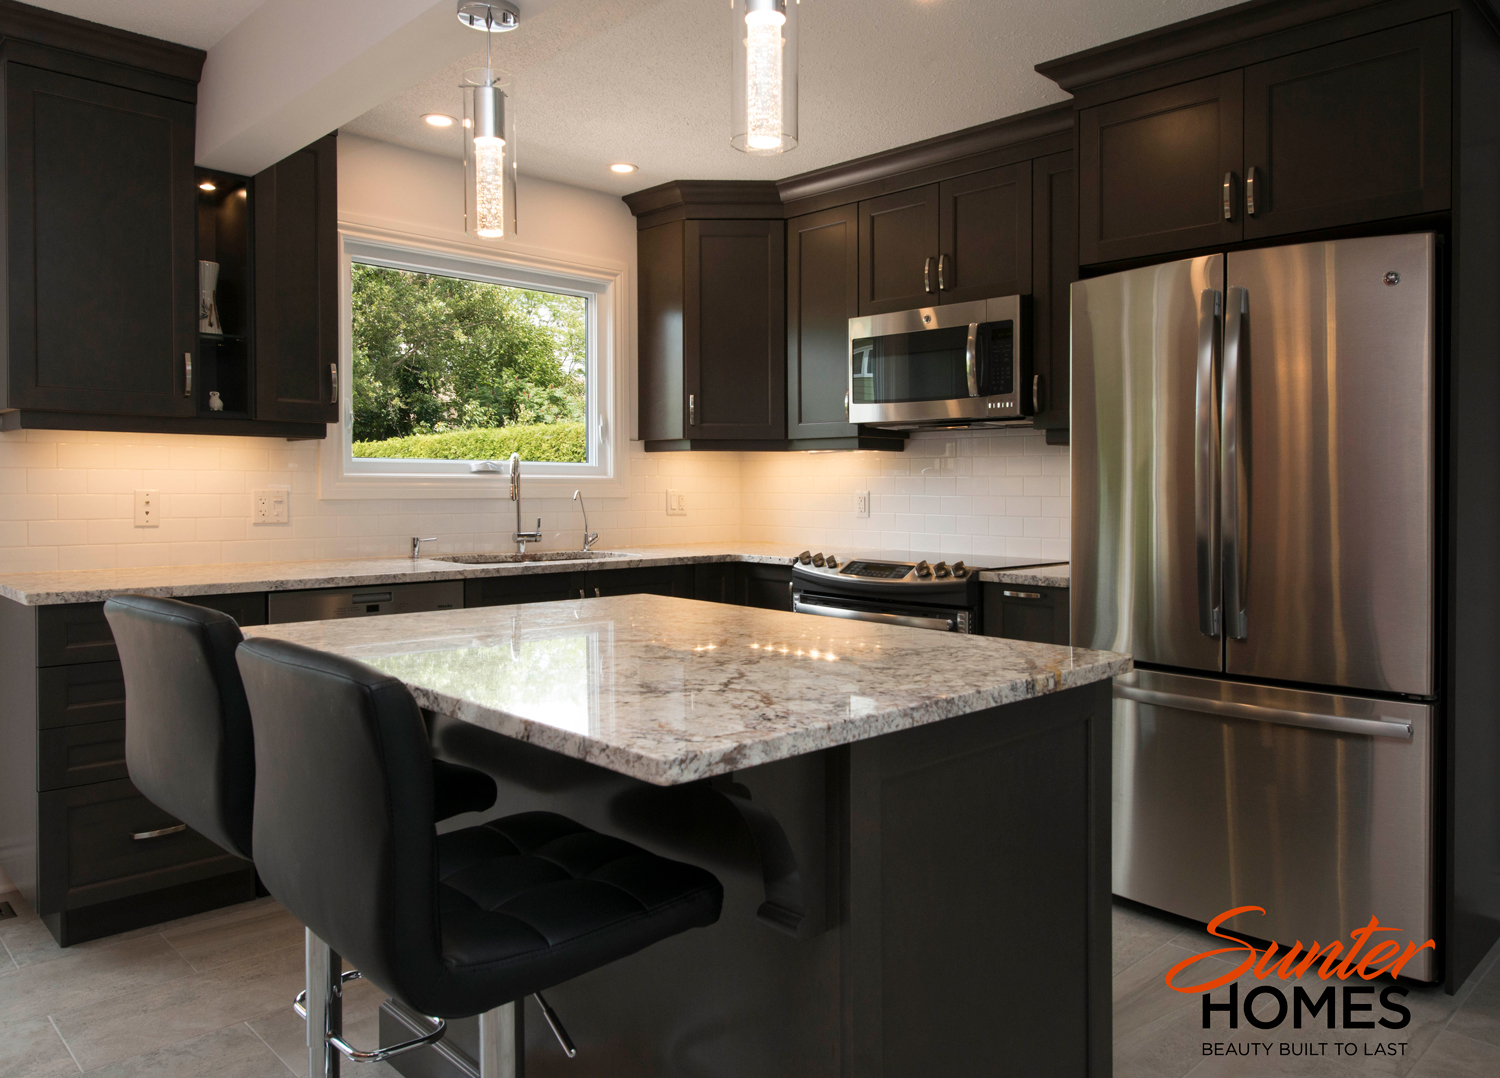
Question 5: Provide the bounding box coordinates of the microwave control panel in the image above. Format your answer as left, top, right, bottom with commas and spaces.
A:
981, 322, 1014, 397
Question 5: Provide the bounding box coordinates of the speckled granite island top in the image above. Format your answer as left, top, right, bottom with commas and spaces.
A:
243, 594, 1130, 786
978, 563, 1071, 588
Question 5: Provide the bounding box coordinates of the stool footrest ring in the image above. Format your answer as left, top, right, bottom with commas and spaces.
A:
294, 970, 447, 1063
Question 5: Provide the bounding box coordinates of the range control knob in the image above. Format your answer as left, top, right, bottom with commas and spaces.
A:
812, 552, 826, 567
933, 561, 952, 579
826, 555, 839, 569
798, 550, 813, 565
951, 561, 968, 578
915, 560, 933, 578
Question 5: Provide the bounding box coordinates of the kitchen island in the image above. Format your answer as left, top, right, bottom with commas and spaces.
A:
247, 593, 1128, 1077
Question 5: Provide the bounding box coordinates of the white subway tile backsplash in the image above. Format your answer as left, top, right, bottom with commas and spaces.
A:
0, 429, 1067, 574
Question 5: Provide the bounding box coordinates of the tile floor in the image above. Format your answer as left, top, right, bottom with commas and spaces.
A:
2, 889, 1497, 1076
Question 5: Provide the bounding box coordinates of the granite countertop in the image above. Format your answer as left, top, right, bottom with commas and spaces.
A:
0, 543, 798, 606
243, 594, 1130, 786
978, 563, 1071, 588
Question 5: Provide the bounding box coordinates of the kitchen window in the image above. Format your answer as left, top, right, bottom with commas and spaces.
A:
328, 235, 622, 496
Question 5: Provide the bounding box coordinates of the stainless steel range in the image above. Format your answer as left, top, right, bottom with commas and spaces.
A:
791, 550, 1054, 634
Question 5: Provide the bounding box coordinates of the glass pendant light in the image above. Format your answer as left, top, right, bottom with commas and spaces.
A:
730, 0, 799, 154
458, 2, 519, 238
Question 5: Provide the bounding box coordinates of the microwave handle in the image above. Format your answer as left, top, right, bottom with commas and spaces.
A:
965, 323, 980, 397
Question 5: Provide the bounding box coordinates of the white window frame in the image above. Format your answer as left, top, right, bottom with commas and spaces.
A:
320, 226, 629, 499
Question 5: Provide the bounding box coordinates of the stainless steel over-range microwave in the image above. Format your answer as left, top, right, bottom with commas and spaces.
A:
847, 296, 1030, 428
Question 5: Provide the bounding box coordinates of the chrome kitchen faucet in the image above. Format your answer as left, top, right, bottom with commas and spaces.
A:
573, 490, 599, 551
470, 452, 542, 553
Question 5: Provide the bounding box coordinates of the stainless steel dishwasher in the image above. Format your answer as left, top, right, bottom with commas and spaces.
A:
267, 580, 464, 623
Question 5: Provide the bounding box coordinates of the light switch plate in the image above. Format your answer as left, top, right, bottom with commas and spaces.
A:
665, 489, 687, 516
133, 490, 159, 528
253, 486, 290, 525
856, 491, 871, 519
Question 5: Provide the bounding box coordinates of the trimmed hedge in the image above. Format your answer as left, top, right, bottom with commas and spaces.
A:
352, 423, 586, 462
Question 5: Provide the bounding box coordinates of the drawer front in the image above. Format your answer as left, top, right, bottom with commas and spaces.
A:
37, 593, 268, 666
38, 661, 126, 729
39, 720, 127, 790
38, 603, 115, 666
39, 778, 242, 912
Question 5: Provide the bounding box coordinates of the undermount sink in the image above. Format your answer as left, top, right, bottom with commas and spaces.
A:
433, 550, 628, 565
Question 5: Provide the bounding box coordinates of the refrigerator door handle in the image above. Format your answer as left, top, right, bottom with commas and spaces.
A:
1196, 289, 1223, 638
1116, 684, 1413, 740
1221, 286, 1249, 640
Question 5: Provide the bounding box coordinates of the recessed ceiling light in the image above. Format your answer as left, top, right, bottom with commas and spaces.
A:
198, 181, 216, 191
609, 163, 637, 174
423, 113, 457, 128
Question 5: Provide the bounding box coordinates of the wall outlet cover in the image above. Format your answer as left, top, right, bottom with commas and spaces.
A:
133, 489, 159, 528
856, 491, 871, 519
666, 489, 687, 516
253, 487, 291, 525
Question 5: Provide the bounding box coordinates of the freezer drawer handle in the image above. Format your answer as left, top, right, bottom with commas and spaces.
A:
133, 823, 187, 841
1115, 684, 1413, 740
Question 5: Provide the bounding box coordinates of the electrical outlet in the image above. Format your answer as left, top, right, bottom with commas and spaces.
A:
665, 489, 687, 516
133, 490, 159, 528
856, 491, 871, 519
252, 486, 290, 525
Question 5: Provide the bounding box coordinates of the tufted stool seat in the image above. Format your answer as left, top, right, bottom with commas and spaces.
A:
235, 636, 723, 1077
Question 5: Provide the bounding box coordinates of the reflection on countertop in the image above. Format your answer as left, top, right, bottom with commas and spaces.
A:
243, 593, 1129, 786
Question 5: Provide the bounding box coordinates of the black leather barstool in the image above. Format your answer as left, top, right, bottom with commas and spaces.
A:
103, 593, 500, 861
236, 636, 723, 1078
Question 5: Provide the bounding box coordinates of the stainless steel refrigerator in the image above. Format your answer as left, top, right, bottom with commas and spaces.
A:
1072, 233, 1437, 979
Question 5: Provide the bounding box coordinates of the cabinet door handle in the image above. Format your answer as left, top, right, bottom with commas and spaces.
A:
1032, 374, 1045, 415
183, 353, 192, 396
844, 390, 850, 420
1245, 166, 1259, 216
937, 254, 951, 291
133, 823, 187, 841
1003, 590, 1043, 600
330, 363, 338, 404
1222, 172, 1235, 221
594, 587, 601, 598
578, 589, 585, 599
923, 257, 936, 294
689, 393, 696, 426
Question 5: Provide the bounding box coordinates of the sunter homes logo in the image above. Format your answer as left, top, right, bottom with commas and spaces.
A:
1165, 906, 1436, 1062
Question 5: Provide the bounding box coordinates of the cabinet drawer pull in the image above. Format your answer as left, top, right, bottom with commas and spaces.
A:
594, 587, 601, 598
578, 589, 585, 599
1222, 172, 1234, 220
1003, 590, 1043, 600
1246, 166, 1259, 216
133, 823, 187, 841
184, 352, 192, 396
923, 256, 936, 294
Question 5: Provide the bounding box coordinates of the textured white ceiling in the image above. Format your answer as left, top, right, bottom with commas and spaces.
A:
24, 0, 265, 50
343, 0, 1242, 195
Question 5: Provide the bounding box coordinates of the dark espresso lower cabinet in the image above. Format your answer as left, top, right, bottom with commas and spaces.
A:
0, 595, 263, 947
983, 583, 1070, 645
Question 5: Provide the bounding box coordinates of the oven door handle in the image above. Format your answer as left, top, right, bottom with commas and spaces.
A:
793, 598, 958, 632
964, 323, 980, 398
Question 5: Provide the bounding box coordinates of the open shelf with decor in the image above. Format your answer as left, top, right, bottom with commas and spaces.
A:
195, 170, 252, 420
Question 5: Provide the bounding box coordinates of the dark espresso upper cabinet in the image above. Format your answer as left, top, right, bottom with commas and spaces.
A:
857, 185, 941, 314
254, 134, 339, 425
684, 220, 786, 440
3, 62, 196, 417
787, 205, 859, 440
1079, 72, 1244, 265
938, 162, 1032, 304
1242, 19, 1451, 240
1030, 151, 1076, 432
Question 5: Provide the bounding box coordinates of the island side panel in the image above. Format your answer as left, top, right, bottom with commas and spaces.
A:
845, 680, 1112, 1077
0, 598, 39, 909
